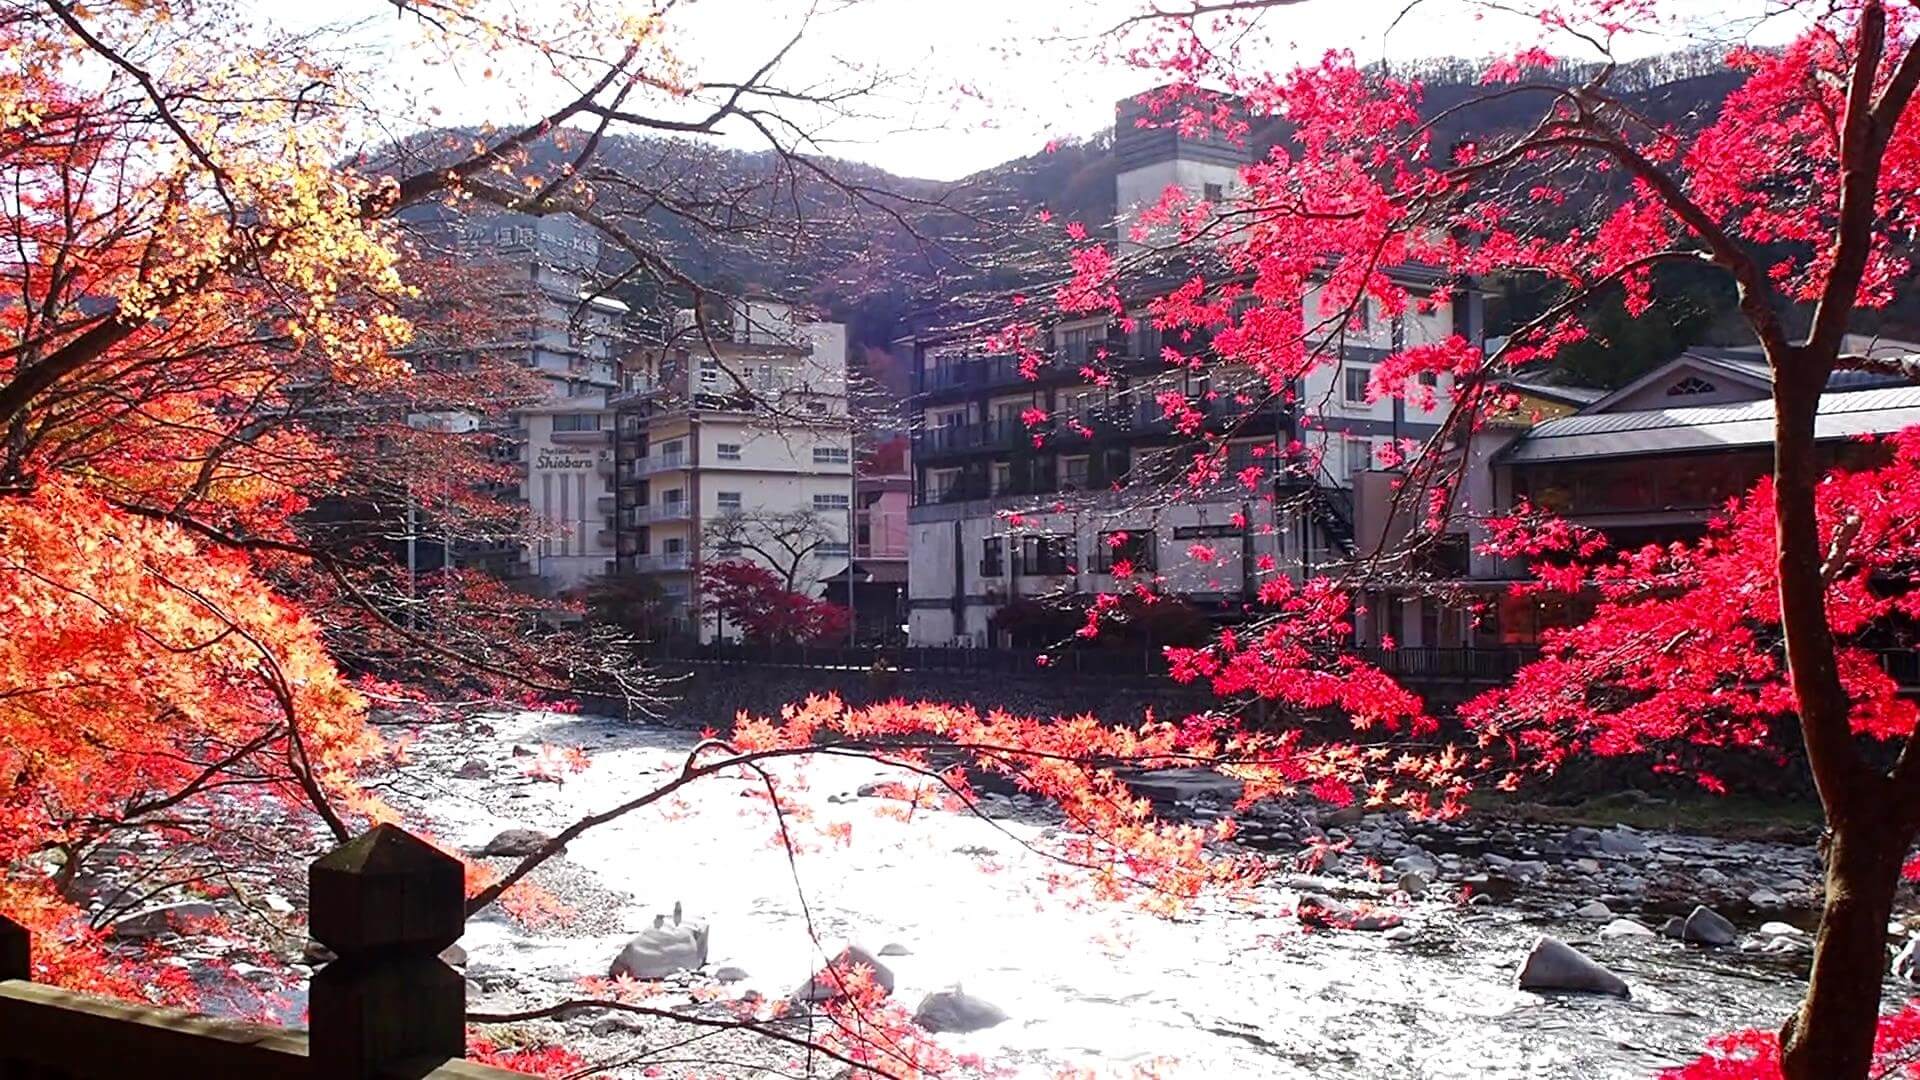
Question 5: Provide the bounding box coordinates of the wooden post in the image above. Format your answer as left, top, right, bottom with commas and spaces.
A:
0, 913, 27, 982
308, 824, 465, 1078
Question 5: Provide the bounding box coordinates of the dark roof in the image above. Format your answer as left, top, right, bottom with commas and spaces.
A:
1504, 384, 1920, 464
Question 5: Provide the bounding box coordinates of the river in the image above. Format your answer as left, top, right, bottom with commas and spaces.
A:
391, 710, 1867, 1079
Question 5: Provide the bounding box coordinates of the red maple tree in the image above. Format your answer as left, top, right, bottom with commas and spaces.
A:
701, 559, 853, 646
1059, 1, 1920, 1074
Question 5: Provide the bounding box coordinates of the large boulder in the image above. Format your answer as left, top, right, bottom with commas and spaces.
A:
1516, 936, 1630, 997
110, 901, 218, 940
791, 945, 895, 1003
1597, 828, 1648, 856
913, 987, 1010, 1033
475, 829, 559, 858
609, 907, 710, 980
1682, 905, 1738, 947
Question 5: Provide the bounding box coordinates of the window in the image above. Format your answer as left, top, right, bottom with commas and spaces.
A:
1203, 182, 1224, 203
663, 537, 685, 554
929, 468, 961, 502
663, 488, 685, 505
1061, 387, 1101, 424
1059, 326, 1097, 363
1060, 455, 1090, 491
700, 359, 720, 385
663, 440, 685, 457
990, 461, 1013, 495
1667, 376, 1718, 396
806, 401, 829, 416
980, 537, 1004, 577
818, 541, 850, 556
716, 491, 742, 511
813, 446, 851, 465
715, 540, 742, 556
814, 493, 851, 512
1091, 529, 1155, 573
1343, 364, 1373, 405
1013, 534, 1076, 577
552, 412, 600, 432
1418, 371, 1439, 388
716, 442, 742, 461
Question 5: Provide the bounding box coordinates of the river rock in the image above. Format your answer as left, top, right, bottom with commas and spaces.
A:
714, 966, 750, 983
1397, 870, 1430, 897
1599, 918, 1655, 939
610, 908, 710, 980
455, 759, 490, 779
1682, 905, 1738, 947
792, 945, 895, 1002
476, 829, 558, 858
1296, 893, 1402, 932
1897, 935, 1920, 981
913, 987, 1009, 1033
1565, 826, 1603, 851
1516, 936, 1630, 997
1758, 921, 1804, 937
1382, 925, 1419, 943
878, 943, 913, 957
439, 944, 468, 967
1661, 916, 1686, 939
1392, 852, 1439, 877
1747, 887, 1786, 909
1597, 828, 1648, 856
1573, 900, 1613, 919
110, 901, 218, 940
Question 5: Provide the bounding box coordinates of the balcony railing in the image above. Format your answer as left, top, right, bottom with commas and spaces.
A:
632, 451, 689, 476
631, 551, 693, 573
631, 502, 693, 525
915, 355, 1026, 394
912, 418, 1032, 457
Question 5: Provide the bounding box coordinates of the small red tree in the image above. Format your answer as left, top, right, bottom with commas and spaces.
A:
701, 559, 852, 645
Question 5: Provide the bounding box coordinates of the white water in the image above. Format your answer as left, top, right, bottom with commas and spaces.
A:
405, 711, 1808, 1078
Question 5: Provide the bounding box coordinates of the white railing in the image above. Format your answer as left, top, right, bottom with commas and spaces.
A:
632, 452, 689, 477
630, 502, 692, 525
631, 551, 693, 573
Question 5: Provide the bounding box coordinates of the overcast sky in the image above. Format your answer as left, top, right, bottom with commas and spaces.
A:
285, 0, 1804, 182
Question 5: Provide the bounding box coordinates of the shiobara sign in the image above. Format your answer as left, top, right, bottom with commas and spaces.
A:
534, 448, 596, 472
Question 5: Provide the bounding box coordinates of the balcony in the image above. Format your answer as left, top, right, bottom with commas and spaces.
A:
911, 418, 1030, 459
632, 551, 693, 573
631, 502, 693, 525
597, 494, 616, 513
915, 355, 1026, 394
632, 451, 689, 476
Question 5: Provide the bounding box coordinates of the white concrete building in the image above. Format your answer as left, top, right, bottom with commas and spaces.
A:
611, 296, 853, 639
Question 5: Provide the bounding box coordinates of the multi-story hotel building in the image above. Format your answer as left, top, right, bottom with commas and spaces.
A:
610, 296, 853, 638
902, 93, 1477, 646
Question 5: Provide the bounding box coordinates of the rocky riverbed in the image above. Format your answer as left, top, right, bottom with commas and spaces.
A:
372, 709, 1910, 1079
77, 707, 1919, 1077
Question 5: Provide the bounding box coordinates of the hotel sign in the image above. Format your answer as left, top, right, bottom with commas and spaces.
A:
535, 448, 596, 472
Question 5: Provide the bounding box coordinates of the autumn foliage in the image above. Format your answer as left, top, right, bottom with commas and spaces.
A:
701, 559, 853, 646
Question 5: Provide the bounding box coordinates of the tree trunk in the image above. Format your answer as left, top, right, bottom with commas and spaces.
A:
1769, 355, 1894, 1079
1781, 821, 1904, 1079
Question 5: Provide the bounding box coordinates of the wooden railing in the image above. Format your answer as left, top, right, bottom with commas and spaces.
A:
0, 825, 519, 1079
